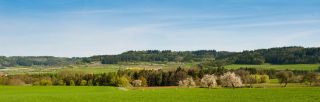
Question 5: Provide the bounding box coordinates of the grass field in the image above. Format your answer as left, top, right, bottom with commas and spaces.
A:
0, 86, 319, 102
225, 64, 320, 70
0, 62, 196, 75
1, 63, 320, 75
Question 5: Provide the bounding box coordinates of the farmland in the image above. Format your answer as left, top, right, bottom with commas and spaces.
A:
0, 86, 319, 102
0, 62, 196, 75
1, 63, 319, 75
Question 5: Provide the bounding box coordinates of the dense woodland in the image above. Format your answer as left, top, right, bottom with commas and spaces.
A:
88, 46, 320, 65
1, 47, 320, 67
0, 56, 81, 67
232, 47, 320, 64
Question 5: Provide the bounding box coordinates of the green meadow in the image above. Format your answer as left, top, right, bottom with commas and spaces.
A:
2, 63, 320, 75
0, 86, 319, 102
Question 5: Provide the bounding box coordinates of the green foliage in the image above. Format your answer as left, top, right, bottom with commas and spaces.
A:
40, 79, 52, 86
303, 72, 319, 86
230, 47, 320, 64
69, 80, 75, 86
111, 76, 130, 87
234, 52, 265, 64
80, 80, 87, 86
276, 71, 294, 87
0, 56, 81, 67
249, 75, 269, 83
87, 80, 93, 86
91, 50, 233, 64
225, 64, 320, 71
57, 80, 66, 86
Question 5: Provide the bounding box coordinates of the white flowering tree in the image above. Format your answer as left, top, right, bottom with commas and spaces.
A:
178, 77, 196, 88
132, 80, 142, 87
201, 74, 217, 88
220, 72, 243, 88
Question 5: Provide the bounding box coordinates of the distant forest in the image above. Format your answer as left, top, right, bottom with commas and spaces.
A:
1, 46, 320, 67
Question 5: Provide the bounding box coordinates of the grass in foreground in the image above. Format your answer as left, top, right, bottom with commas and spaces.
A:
0, 86, 319, 102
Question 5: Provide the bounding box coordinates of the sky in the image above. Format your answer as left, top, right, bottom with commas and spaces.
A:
0, 0, 320, 57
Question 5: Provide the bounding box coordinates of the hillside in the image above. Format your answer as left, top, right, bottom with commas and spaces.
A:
1, 46, 320, 67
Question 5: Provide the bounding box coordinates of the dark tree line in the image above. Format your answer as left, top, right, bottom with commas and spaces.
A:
89, 50, 234, 64
230, 47, 320, 64
1, 47, 320, 67
0, 56, 82, 67
1, 66, 319, 87
90, 47, 320, 65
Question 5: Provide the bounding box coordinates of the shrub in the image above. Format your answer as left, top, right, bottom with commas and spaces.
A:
235, 70, 250, 84
249, 75, 261, 84
220, 72, 243, 88
58, 80, 66, 86
69, 80, 75, 86
7, 79, 25, 86
138, 76, 148, 87
132, 80, 142, 87
40, 79, 52, 86
0, 77, 8, 85
304, 72, 318, 86
200, 74, 217, 88
249, 75, 269, 83
80, 80, 87, 86
178, 77, 196, 88
116, 76, 131, 87
87, 80, 93, 86
260, 75, 269, 83
276, 70, 294, 87
289, 75, 304, 83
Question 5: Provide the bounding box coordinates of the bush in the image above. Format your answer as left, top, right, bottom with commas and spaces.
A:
132, 80, 142, 87
58, 80, 66, 86
249, 75, 269, 83
304, 72, 318, 86
289, 75, 304, 83
276, 71, 294, 87
7, 79, 25, 86
116, 77, 131, 87
260, 75, 269, 83
87, 80, 93, 86
220, 72, 243, 88
0, 77, 8, 85
40, 79, 52, 86
235, 70, 250, 84
138, 76, 148, 87
200, 74, 217, 88
80, 80, 87, 86
178, 77, 196, 88
69, 80, 75, 86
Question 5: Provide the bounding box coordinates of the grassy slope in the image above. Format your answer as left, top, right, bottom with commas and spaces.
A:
225, 64, 320, 70
0, 86, 319, 102
1, 62, 196, 75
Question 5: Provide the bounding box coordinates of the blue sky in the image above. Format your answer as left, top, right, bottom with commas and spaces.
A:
0, 0, 320, 57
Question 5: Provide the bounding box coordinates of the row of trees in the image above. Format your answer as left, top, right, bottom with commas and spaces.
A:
1, 67, 319, 88
0, 56, 82, 67
90, 47, 320, 65
231, 47, 320, 64
89, 50, 233, 64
